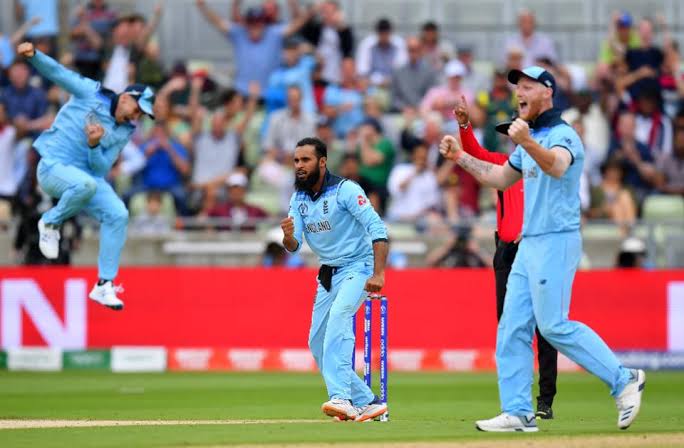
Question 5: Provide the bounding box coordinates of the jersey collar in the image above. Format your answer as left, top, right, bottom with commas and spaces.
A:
529, 107, 563, 130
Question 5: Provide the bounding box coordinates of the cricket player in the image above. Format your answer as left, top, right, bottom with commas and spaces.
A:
280, 137, 389, 422
453, 95, 558, 420
440, 67, 645, 432
17, 42, 156, 311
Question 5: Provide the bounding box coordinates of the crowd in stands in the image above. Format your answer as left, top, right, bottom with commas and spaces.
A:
1, 0, 683, 267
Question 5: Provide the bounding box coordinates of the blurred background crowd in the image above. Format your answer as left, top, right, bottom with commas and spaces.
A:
0, 0, 682, 269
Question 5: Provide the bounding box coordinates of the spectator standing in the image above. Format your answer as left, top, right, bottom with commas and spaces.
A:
264, 85, 317, 160
391, 36, 437, 113
502, 9, 557, 68
1, 59, 50, 139
189, 79, 259, 214
266, 38, 317, 114
420, 60, 473, 122
196, 0, 310, 96
623, 18, 663, 99
300, 0, 354, 84
14, 0, 59, 43
70, 0, 117, 79
355, 18, 407, 87
419, 21, 454, 71
323, 58, 365, 138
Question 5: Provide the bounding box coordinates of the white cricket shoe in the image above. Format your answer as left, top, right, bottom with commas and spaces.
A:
475, 413, 539, 432
321, 398, 358, 421
616, 369, 646, 430
89, 281, 124, 311
355, 402, 388, 422
38, 219, 60, 259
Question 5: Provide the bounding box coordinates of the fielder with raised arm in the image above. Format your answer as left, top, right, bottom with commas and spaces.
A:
440, 66, 645, 432
281, 137, 389, 422
17, 42, 156, 310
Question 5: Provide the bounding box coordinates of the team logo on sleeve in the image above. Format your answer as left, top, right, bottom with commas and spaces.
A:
298, 203, 308, 216
357, 195, 367, 206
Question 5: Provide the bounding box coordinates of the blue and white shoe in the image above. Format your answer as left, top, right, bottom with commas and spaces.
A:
616, 369, 646, 430
475, 413, 539, 432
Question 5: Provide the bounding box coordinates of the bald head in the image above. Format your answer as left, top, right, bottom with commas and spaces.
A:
518, 9, 536, 37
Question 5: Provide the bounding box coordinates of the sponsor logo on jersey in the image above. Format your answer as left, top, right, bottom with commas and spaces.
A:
357, 195, 367, 206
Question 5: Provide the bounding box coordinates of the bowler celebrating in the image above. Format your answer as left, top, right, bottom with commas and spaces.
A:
17, 42, 155, 310
281, 137, 389, 422
440, 66, 645, 432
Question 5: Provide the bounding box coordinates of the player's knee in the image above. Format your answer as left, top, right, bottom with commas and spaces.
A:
110, 206, 129, 226
537, 321, 565, 340
77, 178, 97, 199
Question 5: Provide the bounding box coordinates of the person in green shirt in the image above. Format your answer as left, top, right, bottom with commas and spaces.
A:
597, 11, 640, 77
356, 117, 395, 214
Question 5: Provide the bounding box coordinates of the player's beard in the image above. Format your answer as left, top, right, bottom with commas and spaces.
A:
294, 165, 322, 191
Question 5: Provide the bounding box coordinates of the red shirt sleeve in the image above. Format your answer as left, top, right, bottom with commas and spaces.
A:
459, 125, 509, 166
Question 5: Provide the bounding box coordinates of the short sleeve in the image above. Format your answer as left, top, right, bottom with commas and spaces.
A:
508, 145, 522, 172
549, 125, 584, 165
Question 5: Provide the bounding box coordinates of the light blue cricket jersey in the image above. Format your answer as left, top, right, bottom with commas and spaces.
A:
288, 171, 388, 267
508, 108, 584, 237
29, 51, 136, 177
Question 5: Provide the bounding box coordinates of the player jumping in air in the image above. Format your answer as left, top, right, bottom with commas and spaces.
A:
281, 137, 389, 422
440, 66, 645, 432
17, 42, 156, 311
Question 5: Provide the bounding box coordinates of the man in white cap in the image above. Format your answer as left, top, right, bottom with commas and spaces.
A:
16, 41, 156, 311
420, 59, 473, 121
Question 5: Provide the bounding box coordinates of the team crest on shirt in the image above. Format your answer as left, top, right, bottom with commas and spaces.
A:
523, 166, 539, 179
323, 200, 329, 214
299, 203, 308, 216
357, 195, 367, 206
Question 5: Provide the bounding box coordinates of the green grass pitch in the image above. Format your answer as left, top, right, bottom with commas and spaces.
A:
0, 371, 682, 447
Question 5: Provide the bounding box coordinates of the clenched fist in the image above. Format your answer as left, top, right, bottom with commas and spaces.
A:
17, 42, 35, 58
85, 124, 105, 147
507, 118, 532, 145
439, 135, 464, 161
280, 216, 295, 238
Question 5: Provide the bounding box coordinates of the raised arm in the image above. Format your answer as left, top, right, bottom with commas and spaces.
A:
135, 2, 164, 49
454, 95, 509, 165
18, 43, 99, 98
10, 16, 41, 46
283, 3, 315, 37
235, 81, 261, 135
440, 135, 521, 190
196, 0, 230, 35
